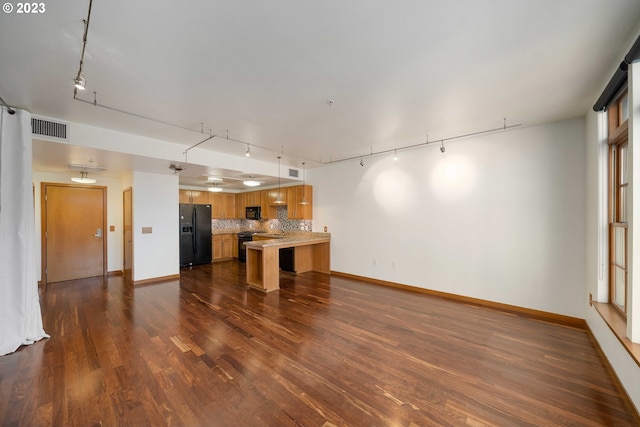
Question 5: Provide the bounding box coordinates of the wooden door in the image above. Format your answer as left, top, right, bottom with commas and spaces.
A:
123, 187, 133, 284
42, 183, 107, 283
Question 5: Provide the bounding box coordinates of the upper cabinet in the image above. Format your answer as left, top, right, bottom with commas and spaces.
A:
235, 192, 246, 218
209, 192, 236, 219
245, 191, 261, 207
286, 185, 313, 219
266, 188, 287, 206
180, 186, 311, 220
179, 189, 209, 204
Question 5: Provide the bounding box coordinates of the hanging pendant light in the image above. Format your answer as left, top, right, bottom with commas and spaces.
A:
274, 156, 285, 204
71, 170, 96, 184
299, 162, 309, 205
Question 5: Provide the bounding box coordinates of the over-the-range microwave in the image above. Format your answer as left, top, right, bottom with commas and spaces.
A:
245, 206, 261, 220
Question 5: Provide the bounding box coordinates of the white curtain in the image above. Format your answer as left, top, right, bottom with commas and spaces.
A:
0, 106, 48, 356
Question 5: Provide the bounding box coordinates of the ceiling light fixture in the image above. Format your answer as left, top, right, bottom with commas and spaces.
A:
72, 0, 93, 93
299, 162, 309, 205
208, 183, 223, 192
207, 176, 223, 182
243, 179, 261, 187
360, 157, 364, 167
274, 156, 286, 204
440, 141, 446, 153
71, 171, 96, 184
245, 144, 251, 157
74, 73, 87, 91
393, 150, 398, 161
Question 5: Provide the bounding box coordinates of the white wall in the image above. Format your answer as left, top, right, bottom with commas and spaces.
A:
32, 171, 125, 279
131, 171, 179, 282
312, 118, 586, 318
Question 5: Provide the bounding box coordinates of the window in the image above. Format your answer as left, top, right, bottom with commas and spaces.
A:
608, 88, 629, 318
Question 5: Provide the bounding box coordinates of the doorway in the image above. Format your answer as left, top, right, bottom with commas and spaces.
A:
123, 187, 133, 284
41, 183, 107, 284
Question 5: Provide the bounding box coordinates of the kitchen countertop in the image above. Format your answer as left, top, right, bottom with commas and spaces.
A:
212, 228, 261, 235
244, 232, 331, 248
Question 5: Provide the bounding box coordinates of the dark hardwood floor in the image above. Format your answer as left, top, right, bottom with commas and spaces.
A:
1, 261, 637, 426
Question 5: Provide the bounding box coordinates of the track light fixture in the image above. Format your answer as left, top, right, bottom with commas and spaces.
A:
440, 141, 446, 153
73, 1, 93, 93
360, 157, 364, 167
74, 73, 87, 90
245, 144, 250, 157
393, 150, 398, 161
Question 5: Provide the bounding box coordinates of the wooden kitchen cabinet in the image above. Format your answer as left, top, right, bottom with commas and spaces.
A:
286, 185, 313, 219
232, 234, 238, 258
245, 191, 261, 207
224, 193, 236, 218
235, 192, 246, 218
260, 190, 278, 219
209, 192, 236, 219
179, 189, 209, 204
213, 234, 233, 261
266, 188, 287, 206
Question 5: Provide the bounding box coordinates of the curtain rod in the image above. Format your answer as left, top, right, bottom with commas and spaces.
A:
593, 32, 640, 111
0, 95, 16, 115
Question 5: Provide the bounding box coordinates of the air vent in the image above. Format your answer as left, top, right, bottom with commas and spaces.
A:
288, 168, 299, 178
31, 116, 69, 141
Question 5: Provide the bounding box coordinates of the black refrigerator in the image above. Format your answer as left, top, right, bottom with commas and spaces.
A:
179, 203, 212, 267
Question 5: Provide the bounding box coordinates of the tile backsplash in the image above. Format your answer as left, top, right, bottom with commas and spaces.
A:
212, 206, 312, 232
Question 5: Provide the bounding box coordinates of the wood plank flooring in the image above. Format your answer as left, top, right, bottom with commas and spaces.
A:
1, 261, 637, 426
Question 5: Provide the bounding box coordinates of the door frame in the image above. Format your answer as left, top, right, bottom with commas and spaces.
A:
40, 182, 108, 285
123, 187, 133, 284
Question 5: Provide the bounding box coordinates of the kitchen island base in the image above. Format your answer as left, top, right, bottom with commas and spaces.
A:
245, 237, 330, 292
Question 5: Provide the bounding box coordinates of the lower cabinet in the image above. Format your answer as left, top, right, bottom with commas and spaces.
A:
212, 234, 233, 261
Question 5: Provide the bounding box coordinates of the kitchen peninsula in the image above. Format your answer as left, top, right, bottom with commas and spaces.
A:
244, 232, 331, 292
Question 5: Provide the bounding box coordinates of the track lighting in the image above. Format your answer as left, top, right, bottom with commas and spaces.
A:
74, 73, 86, 90
245, 144, 250, 157
360, 157, 364, 167
72, 2, 92, 92
440, 141, 446, 153
393, 150, 398, 161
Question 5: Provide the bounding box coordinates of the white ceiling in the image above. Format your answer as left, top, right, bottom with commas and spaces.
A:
2, 1, 640, 189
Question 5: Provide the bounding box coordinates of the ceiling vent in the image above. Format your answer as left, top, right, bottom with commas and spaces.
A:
31, 115, 69, 141
288, 168, 299, 178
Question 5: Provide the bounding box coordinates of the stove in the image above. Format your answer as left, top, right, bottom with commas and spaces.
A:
237, 231, 262, 262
